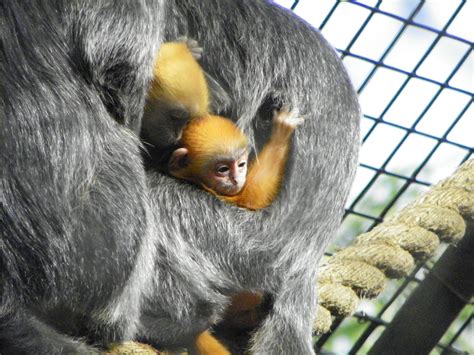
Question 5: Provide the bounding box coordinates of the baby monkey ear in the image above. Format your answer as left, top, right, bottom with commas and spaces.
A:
168, 147, 190, 174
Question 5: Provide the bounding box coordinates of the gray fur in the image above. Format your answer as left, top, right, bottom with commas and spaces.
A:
140, 1, 360, 353
1, 0, 164, 352
1, 0, 359, 354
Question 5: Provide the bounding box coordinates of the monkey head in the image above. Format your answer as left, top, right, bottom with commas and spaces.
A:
168, 114, 249, 196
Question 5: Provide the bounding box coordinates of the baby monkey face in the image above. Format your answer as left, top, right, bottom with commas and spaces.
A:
202, 152, 249, 196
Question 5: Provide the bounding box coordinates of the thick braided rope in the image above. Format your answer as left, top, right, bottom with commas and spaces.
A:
313, 159, 474, 334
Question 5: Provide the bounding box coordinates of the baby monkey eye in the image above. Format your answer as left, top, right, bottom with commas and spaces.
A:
217, 166, 230, 173
238, 162, 246, 168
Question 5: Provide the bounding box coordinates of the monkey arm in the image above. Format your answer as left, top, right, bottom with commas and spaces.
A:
231, 136, 291, 210
150, 41, 209, 117
228, 109, 301, 210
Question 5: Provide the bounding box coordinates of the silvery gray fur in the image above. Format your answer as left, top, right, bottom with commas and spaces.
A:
1, 0, 359, 354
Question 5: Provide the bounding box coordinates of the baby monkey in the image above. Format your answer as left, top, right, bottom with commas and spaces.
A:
149, 40, 302, 210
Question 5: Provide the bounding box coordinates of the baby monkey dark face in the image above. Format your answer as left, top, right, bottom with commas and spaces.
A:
201, 150, 249, 196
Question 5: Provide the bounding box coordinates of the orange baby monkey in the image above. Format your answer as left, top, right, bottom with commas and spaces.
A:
150, 40, 302, 210
168, 109, 301, 210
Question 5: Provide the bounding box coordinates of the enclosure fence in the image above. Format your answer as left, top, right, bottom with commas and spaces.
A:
281, 0, 473, 353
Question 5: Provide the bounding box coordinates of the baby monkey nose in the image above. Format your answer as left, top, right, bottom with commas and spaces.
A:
229, 162, 240, 184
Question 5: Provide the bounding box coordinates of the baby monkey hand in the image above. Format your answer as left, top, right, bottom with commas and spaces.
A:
177, 36, 204, 60
271, 106, 304, 141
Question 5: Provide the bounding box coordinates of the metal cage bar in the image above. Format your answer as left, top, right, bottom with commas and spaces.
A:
285, 0, 474, 353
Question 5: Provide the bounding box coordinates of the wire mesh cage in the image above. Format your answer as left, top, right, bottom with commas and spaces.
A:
275, 0, 473, 353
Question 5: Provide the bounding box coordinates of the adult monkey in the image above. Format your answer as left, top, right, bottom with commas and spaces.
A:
1, 1, 224, 353
1, 1, 359, 355
140, 0, 360, 353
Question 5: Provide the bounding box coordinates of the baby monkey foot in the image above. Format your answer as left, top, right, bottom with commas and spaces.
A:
272, 106, 304, 139
178, 36, 203, 60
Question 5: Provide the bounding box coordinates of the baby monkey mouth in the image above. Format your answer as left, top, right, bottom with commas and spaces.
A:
217, 182, 244, 196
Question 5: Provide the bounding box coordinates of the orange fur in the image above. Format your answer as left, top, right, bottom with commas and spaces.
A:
180, 114, 248, 176
150, 42, 208, 116
195, 331, 231, 355
181, 114, 293, 210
